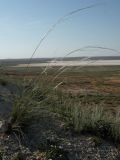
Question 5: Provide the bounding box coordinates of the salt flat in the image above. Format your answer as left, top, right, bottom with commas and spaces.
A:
14, 60, 120, 67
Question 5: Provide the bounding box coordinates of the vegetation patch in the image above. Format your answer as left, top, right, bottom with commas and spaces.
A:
0, 149, 4, 160
0, 78, 7, 86
46, 145, 68, 160
0, 66, 120, 159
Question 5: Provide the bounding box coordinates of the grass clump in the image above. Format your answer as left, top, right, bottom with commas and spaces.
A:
91, 136, 102, 147
11, 152, 24, 160
31, 86, 47, 101
0, 78, 7, 86
110, 112, 120, 142
67, 103, 120, 142
46, 145, 68, 160
0, 150, 3, 160
45, 89, 120, 143
11, 95, 36, 133
72, 104, 107, 133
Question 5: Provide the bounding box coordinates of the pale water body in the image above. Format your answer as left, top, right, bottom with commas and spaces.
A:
15, 60, 120, 67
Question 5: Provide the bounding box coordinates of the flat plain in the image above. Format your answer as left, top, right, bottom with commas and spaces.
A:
0, 60, 120, 160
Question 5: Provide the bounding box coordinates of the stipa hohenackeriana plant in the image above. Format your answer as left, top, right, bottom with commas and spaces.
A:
68, 103, 120, 142
110, 111, 120, 142
11, 96, 35, 132
72, 103, 105, 132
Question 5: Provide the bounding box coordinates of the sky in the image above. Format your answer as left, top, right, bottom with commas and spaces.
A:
0, 0, 120, 59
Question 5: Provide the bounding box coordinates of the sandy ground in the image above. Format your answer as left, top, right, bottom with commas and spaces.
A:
14, 60, 120, 67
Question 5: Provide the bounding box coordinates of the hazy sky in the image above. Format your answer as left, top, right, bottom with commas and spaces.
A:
0, 0, 120, 59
